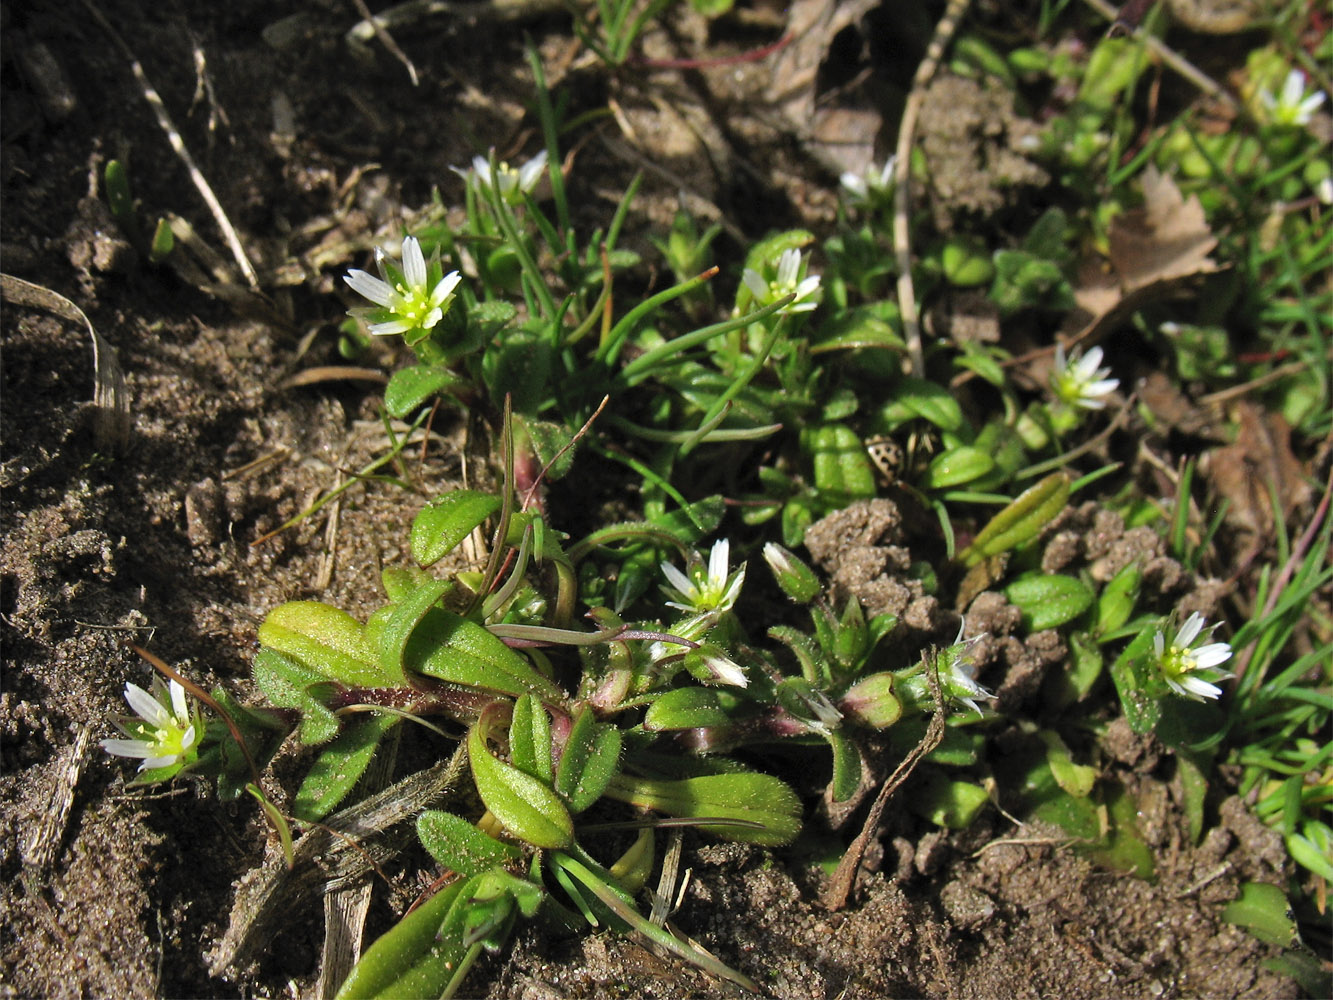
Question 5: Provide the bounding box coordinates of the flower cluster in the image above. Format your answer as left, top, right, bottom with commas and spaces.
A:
1051, 344, 1119, 410
660, 539, 746, 616
741, 248, 822, 315
101, 677, 202, 774
1260, 69, 1327, 128
1153, 613, 1233, 701
345, 236, 462, 338
840, 155, 898, 208
455, 150, 548, 206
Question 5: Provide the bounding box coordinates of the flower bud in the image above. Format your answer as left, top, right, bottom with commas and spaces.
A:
763, 542, 821, 603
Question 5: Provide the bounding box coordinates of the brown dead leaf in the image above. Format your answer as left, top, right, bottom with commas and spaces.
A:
767, 0, 880, 176
1074, 166, 1219, 321
1109, 165, 1219, 291
1202, 401, 1312, 541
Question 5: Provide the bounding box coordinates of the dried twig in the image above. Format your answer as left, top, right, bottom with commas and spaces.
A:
824, 657, 947, 911
80, 0, 260, 289
350, 0, 420, 85
896, 0, 972, 378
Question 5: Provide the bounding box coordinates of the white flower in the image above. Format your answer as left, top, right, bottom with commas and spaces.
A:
1051, 344, 1119, 410
741, 248, 821, 315
661, 539, 746, 615
695, 648, 749, 689
840, 155, 898, 206
1260, 69, 1327, 127
101, 678, 201, 772
344, 236, 462, 337
455, 150, 548, 205
1153, 612, 1233, 701
940, 627, 993, 715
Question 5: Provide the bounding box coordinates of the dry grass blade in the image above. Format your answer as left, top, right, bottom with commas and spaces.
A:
80, 0, 261, 290
896, 0, 972, 378
0, 273, 131, 452
208, 745, 468, 976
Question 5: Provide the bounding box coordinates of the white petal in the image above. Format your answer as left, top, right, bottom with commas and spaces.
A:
402, 237, 427, 289
1193, 643, 1232, 669
1178, 674, 1223, 700
840, 172, 868, 199
345, 270, 396, 308
1282, 70, 1306, 107
181, 724, 198, 751
1054, 343, 1069, 373
368, 318, 415, 336
124, 683, 171, 729
877, 156, 898, 186
719, 567, 746, 610
101, 737, 156, 759
517, 150, 548, 190
1085, 377, 1119, 397
139, 753, 179, 771
708, 540, 730, 585
1176, 612, 1206, 647
776, 249, 801, 286
1076, 346, 1105, 378
794, 276, 822, 300
660, 561, 695, 597
169, 680, 189, 722
1153, 630, 1165, 658
742, 268, 769, 302
471, 156, 492, 184
428, 271, 463, 308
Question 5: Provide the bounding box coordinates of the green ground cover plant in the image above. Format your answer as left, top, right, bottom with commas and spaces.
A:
95, 3, 1330, 995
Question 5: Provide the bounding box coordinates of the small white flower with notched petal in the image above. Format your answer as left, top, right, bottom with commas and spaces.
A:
455, 150, 548, 205
1051, 344, 1119, 410
344, 236, 462, 337
1260, 69, 1327, 127
661, 539, 746, 616
742, 248, 821, 315
941, 627, 993, 715
101, 678, 201, 773
1153, 612, 1233, 701
840, 155, 898, 207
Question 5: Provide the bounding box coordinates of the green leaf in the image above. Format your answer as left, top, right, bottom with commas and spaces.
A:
468, 720, 573, 849
1003, 572, 1094, 630
1095, 562, 1141, 636
258, 601, 391, 687
1222, 882, 1298, 948
410, 490, 501, 568
875, 377, 964, 432
825, 731, 862, 803
1037, 730, 1097, 798
384, 364, 466, 419
334, 878, 469, 1000
643, 687, 731, 731
509, 694, 553, 784
959, 473, 1069, 568
294, 713, 400, 821
801, 422, 876, 506
408, 610, 561, 698
376, 578, 450, 686
1108, 627, 1163, 735
604, 771, 802, 846
923, 446, 995, 489
417, 810, 521, 878
252, 648, 341, 745
910, 771, 990, 829
554, 706, 623, 814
